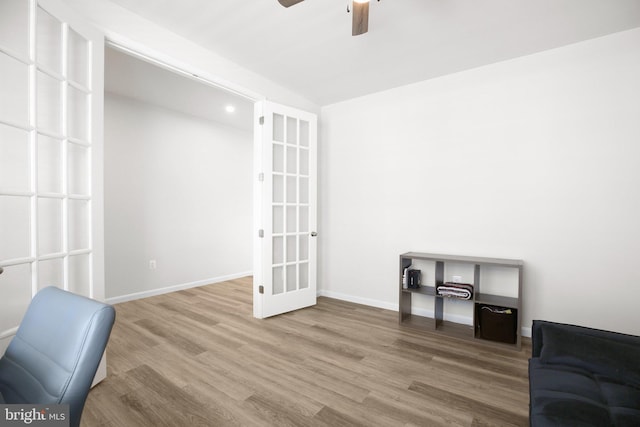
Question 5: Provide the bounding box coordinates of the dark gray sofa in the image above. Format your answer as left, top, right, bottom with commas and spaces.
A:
529, 320, 640, 426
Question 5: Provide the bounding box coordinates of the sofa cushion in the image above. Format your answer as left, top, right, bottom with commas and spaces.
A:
539, 322, 640, 388
529, 358, 640, 427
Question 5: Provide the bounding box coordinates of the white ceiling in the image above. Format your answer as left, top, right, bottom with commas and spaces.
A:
105, 46, 254, 131
104, 0, 640, 106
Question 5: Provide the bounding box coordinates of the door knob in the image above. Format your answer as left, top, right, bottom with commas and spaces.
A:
311, 231, 318, 237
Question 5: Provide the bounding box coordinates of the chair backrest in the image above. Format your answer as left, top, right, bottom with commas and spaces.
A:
0, 287, 115, 427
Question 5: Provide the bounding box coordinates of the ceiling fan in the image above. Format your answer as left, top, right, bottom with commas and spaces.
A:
277, 0, 378, 36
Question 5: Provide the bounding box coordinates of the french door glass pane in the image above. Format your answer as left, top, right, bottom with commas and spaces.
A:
286, 176, 296, 203
67, 29, 89, 87
299, 263, 309, 289
38, 134, 63, 193
286, 206, 296, 233
273, 113, 284, 142
0, 263, 32, 329
299, 177, 309, 204
273, 144, 284, 173
273, 175, 284, 203
286, 264, 296, 291
37, 71, 62, 134
0, 196, 30, 260
286, 146, 296, 174
0, 124, 30, 193
272, 236, 283, 264
286, 117, 297, 145
36, 7, 62, 73
68, 144, 89, 195
286, 235, 296, 263
0, 54, 29, 126
299, 120, 309, 147
273, 266, 283, 295
0, 0, 29, 57
68, 86, 89, 141
38, 257, 64, 290
299, 206, 309, 232
273, 206, 283, 234
300, 148, 309, 175
68, 199, 89, 251
299, 235, 308, 261
68, 254, 90, 297
38, 197, 63, 255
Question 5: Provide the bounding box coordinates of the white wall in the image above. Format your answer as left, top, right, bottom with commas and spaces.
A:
105, 93, 252, 301
319, 28, 640, 336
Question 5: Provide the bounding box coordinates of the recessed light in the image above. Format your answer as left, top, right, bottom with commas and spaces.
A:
225, 105, 236, 113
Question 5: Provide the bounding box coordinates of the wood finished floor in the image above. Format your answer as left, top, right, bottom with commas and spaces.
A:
83, 277, 530, 426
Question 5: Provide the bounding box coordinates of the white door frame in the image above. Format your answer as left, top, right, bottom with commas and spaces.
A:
104, 40, 262, 105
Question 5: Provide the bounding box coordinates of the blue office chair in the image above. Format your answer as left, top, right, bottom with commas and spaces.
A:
0, 286, 115, 427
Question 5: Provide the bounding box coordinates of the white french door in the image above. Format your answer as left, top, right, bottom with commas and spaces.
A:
0, 0, 104, 355
253, 101, 317, 318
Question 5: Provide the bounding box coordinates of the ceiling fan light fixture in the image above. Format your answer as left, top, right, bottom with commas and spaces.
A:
352, 0, 369, 36
277, 0, 304, 7
278, 0, 377, 36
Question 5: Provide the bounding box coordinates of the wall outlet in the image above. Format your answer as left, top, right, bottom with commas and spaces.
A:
452, 275, 462, 283
149, 260, 157, 270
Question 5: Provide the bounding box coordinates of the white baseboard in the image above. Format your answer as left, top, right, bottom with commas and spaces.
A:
317, 289, 531, 338
106, 271, 252, 305
413, 307, 474, 326
317, 290, 474, 325
317, 289, 398, 311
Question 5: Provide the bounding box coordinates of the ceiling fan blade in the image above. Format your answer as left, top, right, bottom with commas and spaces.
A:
352, 1, 369, 36
278, 0, 305, 7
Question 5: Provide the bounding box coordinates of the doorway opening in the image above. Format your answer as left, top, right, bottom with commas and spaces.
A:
103, 44, 255, 303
